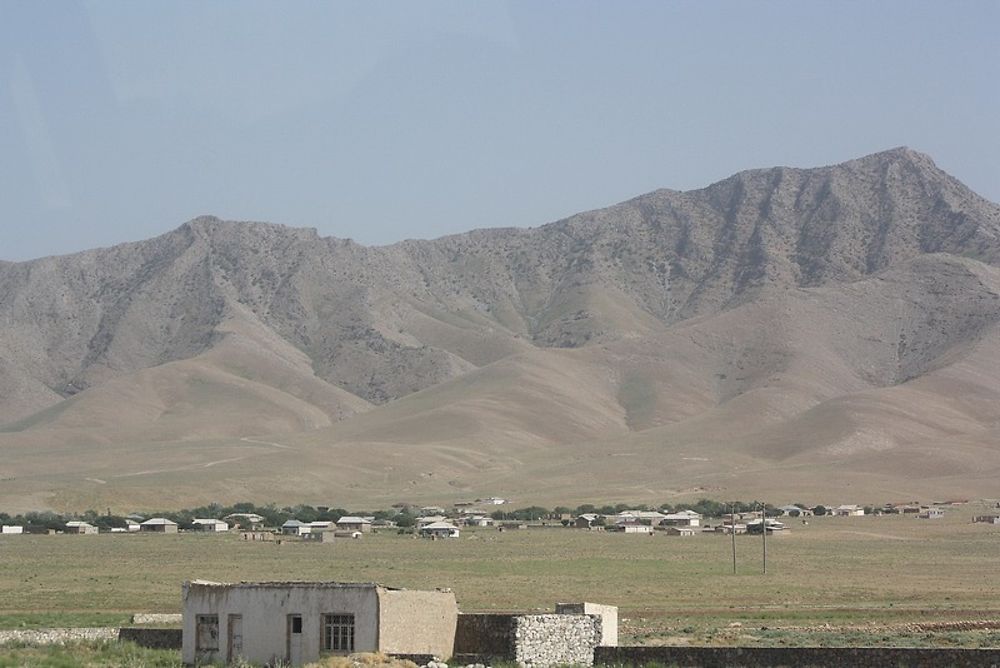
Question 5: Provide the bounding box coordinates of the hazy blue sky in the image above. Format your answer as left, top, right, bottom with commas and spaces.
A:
2, 1, 998, 261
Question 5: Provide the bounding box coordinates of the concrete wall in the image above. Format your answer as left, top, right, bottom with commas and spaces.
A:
182, 581, 379, 666
556, 602, 618, 646
377, 588, 458, 660
594, 646, 1000, 667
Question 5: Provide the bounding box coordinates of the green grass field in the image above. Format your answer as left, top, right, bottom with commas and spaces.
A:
1, 511, 998, 648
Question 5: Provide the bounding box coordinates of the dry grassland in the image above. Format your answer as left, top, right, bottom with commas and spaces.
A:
1, 511, 998, 647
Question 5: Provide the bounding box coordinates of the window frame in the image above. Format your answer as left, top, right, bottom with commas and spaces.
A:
321, 612, 355, 654
195, 613, 220, 653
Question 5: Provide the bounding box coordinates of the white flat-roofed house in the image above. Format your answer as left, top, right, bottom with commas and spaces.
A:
834, 505, 865, 517
192, 519, 230, 532
182, 581, 458, 666
1, 525, 24, 534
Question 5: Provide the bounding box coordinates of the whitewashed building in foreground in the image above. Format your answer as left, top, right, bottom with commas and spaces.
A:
182, 581, 458, 666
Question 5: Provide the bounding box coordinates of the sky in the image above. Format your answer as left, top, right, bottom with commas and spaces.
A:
1, 1, 998, 261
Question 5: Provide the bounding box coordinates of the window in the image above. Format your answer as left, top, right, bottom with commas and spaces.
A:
196, 614, 219, 653
322, 614, 355, 652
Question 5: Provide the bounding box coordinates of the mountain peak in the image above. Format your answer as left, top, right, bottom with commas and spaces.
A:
849, 145, 938, 169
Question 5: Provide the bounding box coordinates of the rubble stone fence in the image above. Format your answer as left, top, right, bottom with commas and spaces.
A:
0, 627, 118, 645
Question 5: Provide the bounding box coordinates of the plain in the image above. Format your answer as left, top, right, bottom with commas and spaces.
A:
1, 509, 998, 648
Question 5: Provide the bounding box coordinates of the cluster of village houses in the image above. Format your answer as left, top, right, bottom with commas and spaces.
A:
2, 499, 998, 538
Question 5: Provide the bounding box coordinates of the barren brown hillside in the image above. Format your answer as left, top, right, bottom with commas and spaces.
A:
2, 147, 999, 511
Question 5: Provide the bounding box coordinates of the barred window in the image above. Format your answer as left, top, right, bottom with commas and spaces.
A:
322, 613, 354, 652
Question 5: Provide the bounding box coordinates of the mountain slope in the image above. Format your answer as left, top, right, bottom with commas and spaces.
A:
1, 147, 1000, 510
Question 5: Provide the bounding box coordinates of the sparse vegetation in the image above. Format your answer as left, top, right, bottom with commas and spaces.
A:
0, 513, 998, 648
0, 640, 181, 667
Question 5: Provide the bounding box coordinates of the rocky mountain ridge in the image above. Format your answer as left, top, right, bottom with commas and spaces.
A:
2, 147, 999, 510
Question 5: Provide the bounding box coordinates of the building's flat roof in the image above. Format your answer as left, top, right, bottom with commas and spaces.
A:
185, 580, 419, 592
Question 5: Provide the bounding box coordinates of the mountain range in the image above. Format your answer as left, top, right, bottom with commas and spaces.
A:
2, 147, 999, 512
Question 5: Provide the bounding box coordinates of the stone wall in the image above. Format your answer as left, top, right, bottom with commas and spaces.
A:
513, 614, 600, 667
0, 627, 118, 645
595, 645, 1000, 667
118, 627, 183, 649
555, 602, 619, 646
131, 613, 183, 625
455, 613, 601, 666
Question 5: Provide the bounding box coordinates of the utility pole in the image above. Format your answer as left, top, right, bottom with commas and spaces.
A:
730, 502, 737, 575
761, 502, 767, 575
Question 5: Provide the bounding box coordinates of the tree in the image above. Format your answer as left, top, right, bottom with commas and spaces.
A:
813, 505, 827, 516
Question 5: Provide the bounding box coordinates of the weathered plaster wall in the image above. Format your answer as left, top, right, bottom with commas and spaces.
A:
377, 588, 458, 660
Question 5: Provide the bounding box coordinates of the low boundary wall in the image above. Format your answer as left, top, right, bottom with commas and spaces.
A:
0, 628, 117, 645
118, 627, 183, 650
595, 646, 1000, 667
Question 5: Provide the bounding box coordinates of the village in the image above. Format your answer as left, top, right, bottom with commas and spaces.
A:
2, 496, 999, 667
3, 497, 998, 540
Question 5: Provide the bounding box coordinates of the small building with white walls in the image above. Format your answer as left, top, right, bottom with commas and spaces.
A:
64, 521, 98, 535
140, 518, 178, 533
419, 521, 461, 539
182, 581, 458, 666
192, 519, 229, 532
336, 516, 372, 533
555, 602, 618, 647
